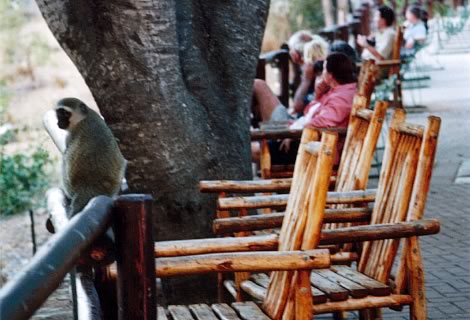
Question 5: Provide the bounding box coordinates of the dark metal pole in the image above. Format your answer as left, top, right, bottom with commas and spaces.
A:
113, 194, 156, 320
29, 209, 37, 255
0, 196, 113, 320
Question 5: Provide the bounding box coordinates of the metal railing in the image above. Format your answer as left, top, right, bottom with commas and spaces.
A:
0, 194, 156, 320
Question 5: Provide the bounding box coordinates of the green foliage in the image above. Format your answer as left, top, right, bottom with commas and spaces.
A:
0, 81, 52, 216
0, 148, 51, 215
288, 0, 325, 32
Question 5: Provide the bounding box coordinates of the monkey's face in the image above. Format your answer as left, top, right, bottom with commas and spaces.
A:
56, 107, 72, 129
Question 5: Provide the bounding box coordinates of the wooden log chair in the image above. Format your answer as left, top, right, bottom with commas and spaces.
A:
205, 98, 388, 302
152, 112, 441, 319
154, 131, 339, 319
233, 110, 441, 320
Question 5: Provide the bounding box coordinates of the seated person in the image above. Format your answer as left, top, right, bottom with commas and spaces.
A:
291, 36, 329, 115
252, 53, 357, 165
287, 30, 315, 66
402, 5, 427, 56
357, 5, 396, 61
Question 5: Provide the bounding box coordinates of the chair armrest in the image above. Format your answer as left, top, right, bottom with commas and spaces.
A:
250, 127, 347, 141
199, 178, 292, 193
320, 219, 440, 245
376, 59, 401, 68
217, 189, 377, 210
251, 128, 303, 141
155, 219, 439, 258
156, 249, 330, 277
155, 234, 278, 257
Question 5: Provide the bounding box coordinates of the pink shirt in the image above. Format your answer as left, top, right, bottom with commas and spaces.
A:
306, 82, 357, 128
304, 82, 357, 164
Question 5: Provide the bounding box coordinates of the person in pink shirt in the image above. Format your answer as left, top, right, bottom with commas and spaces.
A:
252, 52, 357, 165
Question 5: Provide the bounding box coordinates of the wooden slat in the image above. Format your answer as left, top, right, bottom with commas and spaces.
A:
240, 280, 266, 301
310, 273, 349, 301
212, 208, 372, 235
168, 305, 194, 320
188, 304, 218, 320
249, 273, 327, 305
250, 273, 270, 288
199, 178, 292, 193
223, 280, 237, 300
218, 189, 377, 210
331, 266, 391, 296
211, 303, 242, 320
312, 294, 413, 314
157, 306, 168, 319
231, 301, 270, 320
312, 269, 368, 298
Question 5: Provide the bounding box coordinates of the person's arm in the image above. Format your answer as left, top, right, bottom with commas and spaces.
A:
292, 63, 314, 114
358, 35, 385, 61
306, 97, 350, 128
314, 76, 330, 101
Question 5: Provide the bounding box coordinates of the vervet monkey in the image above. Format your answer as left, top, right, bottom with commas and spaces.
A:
55, 97, 125, 216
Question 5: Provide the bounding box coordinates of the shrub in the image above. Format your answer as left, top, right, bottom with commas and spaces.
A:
0, 81, 52, 216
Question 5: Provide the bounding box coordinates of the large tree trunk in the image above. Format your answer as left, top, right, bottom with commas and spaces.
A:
35, 0, 270, 303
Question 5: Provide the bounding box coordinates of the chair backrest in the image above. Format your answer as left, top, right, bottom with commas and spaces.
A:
262, 131, 338, 319
389, 25, 404, 77
357, 60, 379, 106
335, 100, 388, 192
358, 109, 441, 283
322, 100, 388, 233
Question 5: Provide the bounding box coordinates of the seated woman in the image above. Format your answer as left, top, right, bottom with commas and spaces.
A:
291, 36, 329, 116
402, 5, 428, 56
252, 52, 357, 165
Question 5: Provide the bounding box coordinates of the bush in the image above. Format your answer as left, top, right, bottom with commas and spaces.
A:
288, 0, 325, 32
0, 149, 51, 215
0, 81, 52, 216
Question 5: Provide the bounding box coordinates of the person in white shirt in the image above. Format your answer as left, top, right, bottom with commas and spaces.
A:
403, 5, 427, 50
357, 5, 396, 61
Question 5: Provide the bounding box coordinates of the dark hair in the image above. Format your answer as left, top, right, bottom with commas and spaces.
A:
329, 40, 357, 63
325, 52, 357, 85
408, 5, 429, 32
408, 5, 422, 19
378, 5, 395, 26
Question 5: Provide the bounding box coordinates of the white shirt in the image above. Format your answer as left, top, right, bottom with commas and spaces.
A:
404, 21, 426, 43
361, 26, 396, 60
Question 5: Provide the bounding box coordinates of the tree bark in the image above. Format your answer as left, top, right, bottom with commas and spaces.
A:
35, 0, 270, 303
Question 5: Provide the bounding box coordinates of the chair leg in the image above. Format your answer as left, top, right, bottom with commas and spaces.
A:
407, 236, 427, 320
333, 311, 346, 320
359, 308, 382, 320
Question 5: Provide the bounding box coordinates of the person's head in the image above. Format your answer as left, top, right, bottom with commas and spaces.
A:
406, 5, 422, 24
323, 52, 357, 86
303, 36, 329, 64
287, 30, 314, 64
377, 5, 395, 29
329, 40, 357, 64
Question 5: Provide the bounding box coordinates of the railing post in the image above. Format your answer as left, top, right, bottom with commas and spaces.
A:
113, 194, 155, 320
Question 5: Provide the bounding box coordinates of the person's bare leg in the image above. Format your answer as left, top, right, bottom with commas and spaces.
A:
253, 79, 283, 121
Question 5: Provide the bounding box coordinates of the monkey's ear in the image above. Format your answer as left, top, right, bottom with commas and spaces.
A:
79, 103, 88, 114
